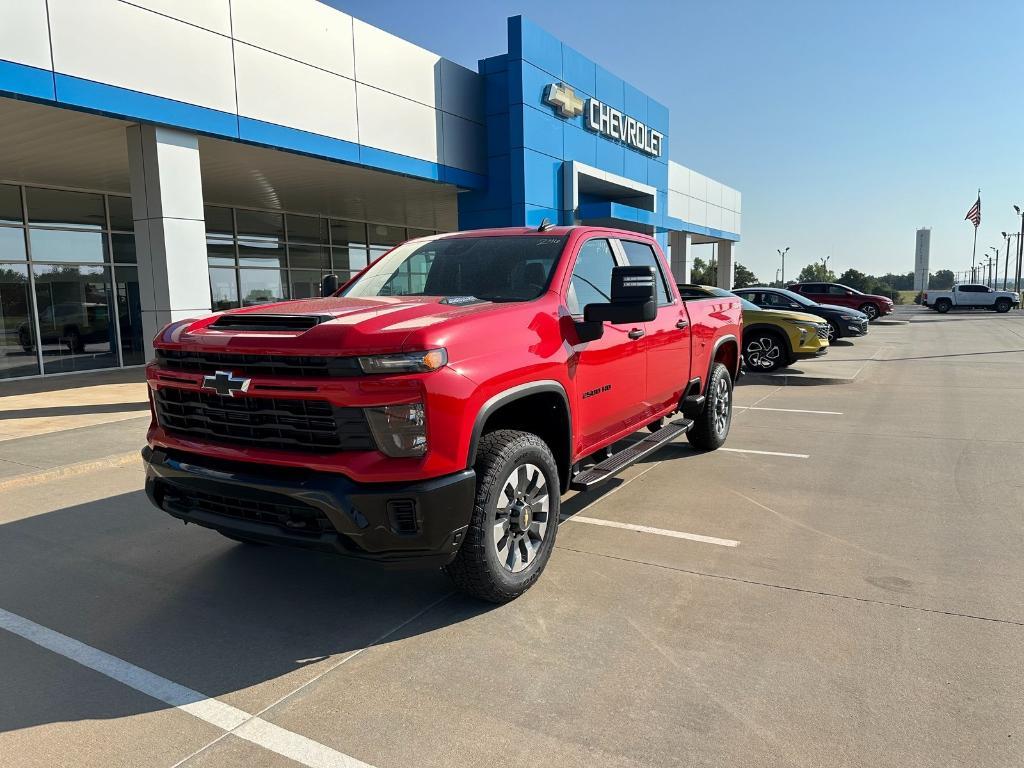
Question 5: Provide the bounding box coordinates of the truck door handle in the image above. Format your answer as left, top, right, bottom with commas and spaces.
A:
628, 328, 645, 340
675, 319, 690, 330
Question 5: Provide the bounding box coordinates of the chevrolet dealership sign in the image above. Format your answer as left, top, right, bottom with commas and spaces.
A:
544, 83, 664, 158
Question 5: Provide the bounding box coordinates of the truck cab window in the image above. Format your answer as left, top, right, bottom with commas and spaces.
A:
566, 239, 616, 315
620, 240, 671, 305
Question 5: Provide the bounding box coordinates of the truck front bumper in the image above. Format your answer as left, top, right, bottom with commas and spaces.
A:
143, 447, 476, 568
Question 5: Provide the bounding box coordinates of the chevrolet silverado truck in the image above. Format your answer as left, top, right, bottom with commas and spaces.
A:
142, 225, 742, 602
923, 284, 1020, 313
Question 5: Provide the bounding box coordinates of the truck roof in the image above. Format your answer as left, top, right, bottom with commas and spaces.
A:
427, 225, 658, 241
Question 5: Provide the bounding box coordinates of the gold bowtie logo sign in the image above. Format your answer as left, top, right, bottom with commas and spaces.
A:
544, 83, 584, 119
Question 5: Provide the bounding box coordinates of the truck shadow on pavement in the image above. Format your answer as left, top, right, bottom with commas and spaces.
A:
0, 490, 495, 735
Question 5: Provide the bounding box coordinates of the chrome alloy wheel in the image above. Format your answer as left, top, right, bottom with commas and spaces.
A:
745, 336, 781, 370
712, 374, 731, 435
492, 463, 550, 573
826, 322, 836, 342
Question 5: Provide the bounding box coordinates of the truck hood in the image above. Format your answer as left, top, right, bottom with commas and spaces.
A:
160, 295, 519, 355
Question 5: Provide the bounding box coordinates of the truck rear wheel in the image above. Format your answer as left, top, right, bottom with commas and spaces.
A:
444, 430, 559, 603
687, 362, 733, 451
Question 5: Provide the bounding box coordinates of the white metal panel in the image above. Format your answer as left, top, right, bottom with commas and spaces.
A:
733, 212, 741, 234
441, 112, 485, 174
439, 59, 484, 125
705, 179, 722, 209
234, 43, 358, 143
688, 198, 707, 227
668, 190, 688, 221
357, 84, 440, 163
353, 19, 440, 110
49, 0, 236, 113
688, 171, 707, 203
231, 0, 354, 78
668, 161, 689, 195
0, 0, 52, 70
734, 190, 741, 216
706, 204, 722, 231
119, 0, 231, 35
720, 209, 735, 234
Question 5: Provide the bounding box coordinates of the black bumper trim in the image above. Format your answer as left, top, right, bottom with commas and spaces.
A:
143, 447, 475, 568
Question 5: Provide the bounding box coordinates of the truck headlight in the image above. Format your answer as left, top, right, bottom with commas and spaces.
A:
365, 403, 427, 457
358, 348, 447, 374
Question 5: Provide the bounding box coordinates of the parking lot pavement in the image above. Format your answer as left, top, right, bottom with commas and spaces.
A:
2, 312, 1023, 767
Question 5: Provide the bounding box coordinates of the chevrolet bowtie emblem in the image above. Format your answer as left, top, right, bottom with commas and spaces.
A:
544, 83, 584, 119
202, 370, 251, 398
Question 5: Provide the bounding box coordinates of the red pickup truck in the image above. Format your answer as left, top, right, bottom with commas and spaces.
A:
143, 225, 742, 602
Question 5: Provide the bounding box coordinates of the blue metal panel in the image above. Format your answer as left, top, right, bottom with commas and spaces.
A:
56, 74, 239, 138
623, 150, 647, 185
485, 113, 510, 157
509, 60, 557, 108
647, 160, 668, 189
523, 204, 560, 227
624, 83, 648, 125
484, 69, 509, 116
595, 139, 625, 177
509, 16, 562, 78
561, 44, 596, 97
0, 59, 55, 101
519, 149, 562, 209
518, 104, 563, 158
595, 65, 625, 111
563, 124, 597, 167
239, 117, 358, 163
647, 97, 670, 135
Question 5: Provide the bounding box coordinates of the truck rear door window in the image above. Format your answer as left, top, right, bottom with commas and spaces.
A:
619, 240, 671, 305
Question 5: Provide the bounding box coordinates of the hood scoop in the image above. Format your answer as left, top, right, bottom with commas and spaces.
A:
210, 314, 332, 332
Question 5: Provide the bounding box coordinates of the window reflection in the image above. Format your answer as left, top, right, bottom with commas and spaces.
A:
0, 227, 27, 261
240, 268, 286, 306
115, 266, 144, 366
29, 228, 107, 263
209, 267, 239, 311
32, 263, 117, 374
0, 264, 39, 378
26, 188, 106, 230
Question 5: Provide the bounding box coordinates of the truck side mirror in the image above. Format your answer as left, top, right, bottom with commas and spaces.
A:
321, 274, 340, 296
584, 266, 658, 324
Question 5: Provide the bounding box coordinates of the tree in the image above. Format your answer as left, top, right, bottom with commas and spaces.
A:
796, 263, 836, 283
838, 268, 869, 292
929, 270, 954, 290
732, 262, 759, 288
690, 256, 713, 285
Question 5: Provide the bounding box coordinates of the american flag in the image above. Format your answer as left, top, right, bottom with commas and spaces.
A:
965, 194, 981, 227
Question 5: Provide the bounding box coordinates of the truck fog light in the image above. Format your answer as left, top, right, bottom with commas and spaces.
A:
366, 403, 427, 457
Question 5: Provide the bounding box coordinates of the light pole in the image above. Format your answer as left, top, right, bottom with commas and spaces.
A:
778, 247, 789, 286
989, 246, 1000, 288
775, 268, 781, 287
1002, 232, 1015, 291
1014, 206, 1024, 295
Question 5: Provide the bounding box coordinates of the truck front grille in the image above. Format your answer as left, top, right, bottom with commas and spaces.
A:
154, 388, 375, 452
155, 349, 361, 378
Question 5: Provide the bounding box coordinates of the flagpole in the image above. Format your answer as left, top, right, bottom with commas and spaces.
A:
971, 226, 978, 283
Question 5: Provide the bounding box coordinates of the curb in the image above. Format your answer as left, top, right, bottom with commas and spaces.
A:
739, 372, 857, 386
0, 451, 141, 492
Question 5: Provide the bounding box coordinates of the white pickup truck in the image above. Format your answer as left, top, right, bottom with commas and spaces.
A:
923, 284, 1020, 313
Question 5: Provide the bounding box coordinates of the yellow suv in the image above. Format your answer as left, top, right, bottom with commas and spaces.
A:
678, 285, 829, 372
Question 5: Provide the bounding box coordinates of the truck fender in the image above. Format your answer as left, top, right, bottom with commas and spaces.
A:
707, 333, 741, 387
467, 380, 573, 477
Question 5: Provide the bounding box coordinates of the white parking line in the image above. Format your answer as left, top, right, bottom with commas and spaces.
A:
0, 607, 375, 768
568, 516, 739, 547
721, 447, 810, 458
736, 406, 843, 415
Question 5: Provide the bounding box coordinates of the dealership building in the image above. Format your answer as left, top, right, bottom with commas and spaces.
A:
0, 0, 741, 380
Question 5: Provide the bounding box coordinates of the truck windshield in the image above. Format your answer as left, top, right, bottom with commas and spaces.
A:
342, 235, 567, 302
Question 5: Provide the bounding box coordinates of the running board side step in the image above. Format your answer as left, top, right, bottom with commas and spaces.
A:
569, 419, 693, 491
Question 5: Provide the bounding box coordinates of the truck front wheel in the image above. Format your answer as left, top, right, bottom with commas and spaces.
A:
444, 430, 560, 603
687, 362, 733, 451
996, 298, 1011, 313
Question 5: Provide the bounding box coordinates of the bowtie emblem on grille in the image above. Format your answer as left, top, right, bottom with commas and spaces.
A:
201, 370, 251, 398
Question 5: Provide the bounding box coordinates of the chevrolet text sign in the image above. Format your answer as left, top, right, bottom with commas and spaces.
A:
544, 83, 664, 158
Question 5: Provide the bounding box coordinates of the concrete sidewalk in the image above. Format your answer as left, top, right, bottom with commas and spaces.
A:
0, 368, 148, 487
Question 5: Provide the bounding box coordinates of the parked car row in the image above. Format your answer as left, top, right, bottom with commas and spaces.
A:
679, 283, 878, 372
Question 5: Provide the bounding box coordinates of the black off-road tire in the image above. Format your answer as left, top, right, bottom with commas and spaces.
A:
935, 299, 951, 314
996, 298, 1011, 313
443, 430, 560, 603
687, 362, 733, 451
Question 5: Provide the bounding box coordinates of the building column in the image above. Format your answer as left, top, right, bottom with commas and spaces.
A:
716, 240, 735, 289
669, 230, 691, 283
126, 124, 210, 359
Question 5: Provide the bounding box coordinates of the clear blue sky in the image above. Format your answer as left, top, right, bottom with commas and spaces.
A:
327, 0, 1024, 282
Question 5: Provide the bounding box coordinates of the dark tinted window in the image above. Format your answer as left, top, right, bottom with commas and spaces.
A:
26, 188, 105, 229
827, 284, 850, 295
568, 239, 617, 314
763, 292, 802, 309
960, 284, 987, 293
802, 283, 826, 293
0, 184, 22, 225
107, 196, 134, 231
620, 240, 671, 304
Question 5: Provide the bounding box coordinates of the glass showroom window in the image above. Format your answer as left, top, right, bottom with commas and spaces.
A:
205, 205, 437, 307
0, 182, 140, 378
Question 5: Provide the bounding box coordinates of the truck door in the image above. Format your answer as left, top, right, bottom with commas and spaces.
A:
565, 237, 648, 452
616, 238, 692, 414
